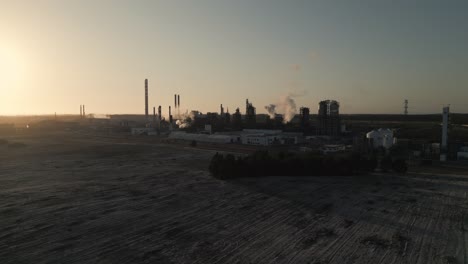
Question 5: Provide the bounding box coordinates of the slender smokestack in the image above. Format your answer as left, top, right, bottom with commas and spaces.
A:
80, 105, 82, 117
83, 105, 86, 117
153, 107, 156, 123
178, 95, 180, 108
169, 106, 173, 124
145, 79, 149, 117
158, 106, 162, 121
174, 94, 177, 108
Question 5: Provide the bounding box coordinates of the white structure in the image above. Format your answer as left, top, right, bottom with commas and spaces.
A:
240, 129, 303, 146
169, 131, 235, 144
366, 128, 395, 149
241, 134, 279, 146
441, 106, 450, 161
241, 129, 281, 146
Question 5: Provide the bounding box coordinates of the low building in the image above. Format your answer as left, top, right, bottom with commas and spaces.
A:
169, 131, 235, 144
241, 134, 279, 146
457, 147, 468, 161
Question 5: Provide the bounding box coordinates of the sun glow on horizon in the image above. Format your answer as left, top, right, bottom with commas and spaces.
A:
0, 44, 25, 89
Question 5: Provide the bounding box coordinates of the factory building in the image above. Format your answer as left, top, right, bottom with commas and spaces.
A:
245, 99, 256, 128
317, 100, 341, 136
300, 107, 310, 128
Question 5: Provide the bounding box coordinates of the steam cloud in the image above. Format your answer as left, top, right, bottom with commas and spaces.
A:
176, 111, 195, 128
265, 104, 276, 119
264, 95, 298, 123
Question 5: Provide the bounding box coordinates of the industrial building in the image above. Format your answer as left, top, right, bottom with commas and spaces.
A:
169, 131, 236, 144
245, 99, 256, 128
300, 107, 310, 128
317, 100, 341, 136
366, 128, 396, 149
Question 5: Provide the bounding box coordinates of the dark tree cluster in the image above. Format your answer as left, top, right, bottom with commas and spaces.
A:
380, 156, 408, 174
209, 151, 379, 179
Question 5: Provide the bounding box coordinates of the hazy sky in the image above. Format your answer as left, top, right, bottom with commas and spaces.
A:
1, 0, 467, 115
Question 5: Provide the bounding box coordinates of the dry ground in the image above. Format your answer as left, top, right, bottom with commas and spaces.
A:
1, 132, 467, 264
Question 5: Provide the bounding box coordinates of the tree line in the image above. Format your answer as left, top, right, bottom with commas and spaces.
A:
209, 151, 407, 179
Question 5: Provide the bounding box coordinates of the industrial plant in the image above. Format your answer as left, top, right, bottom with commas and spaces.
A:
35, 79, 458, 163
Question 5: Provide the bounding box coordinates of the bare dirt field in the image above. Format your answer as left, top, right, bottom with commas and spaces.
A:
1, 132, 467, 263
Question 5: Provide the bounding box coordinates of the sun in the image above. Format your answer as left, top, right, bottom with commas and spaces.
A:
0, 45, 23, 89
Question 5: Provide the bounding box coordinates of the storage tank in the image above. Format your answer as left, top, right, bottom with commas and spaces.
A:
366, 129, 380, 148
381, 129, 394, 149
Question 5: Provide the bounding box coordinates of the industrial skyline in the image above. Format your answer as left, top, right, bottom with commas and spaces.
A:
1, 1, 467, 115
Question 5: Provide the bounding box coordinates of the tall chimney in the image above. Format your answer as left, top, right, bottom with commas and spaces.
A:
178, 95, 180, 108
169, 106, 173, 124
174, 94, 177, 108
83, 105, 86, 117
158, 106, 162, 121
80, 105, 82, 117
145, 79, 149, 117
153, 107, 156, 123
441, 106, 450, 161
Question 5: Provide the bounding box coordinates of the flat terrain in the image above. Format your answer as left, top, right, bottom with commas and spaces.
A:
1, 132, 468, 263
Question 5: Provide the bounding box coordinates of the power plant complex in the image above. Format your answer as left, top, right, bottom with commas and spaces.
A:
69, 79, 464, 161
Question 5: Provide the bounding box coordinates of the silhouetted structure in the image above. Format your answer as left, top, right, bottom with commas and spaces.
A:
300, 107, 310, 128
145, 79, 149, 118
317, 100, 341, 136
224, 108, 231, 125
169, 106, 173, 124
232, 108, 242, 130
404, 99, 408, 115
245, 99, 256, 128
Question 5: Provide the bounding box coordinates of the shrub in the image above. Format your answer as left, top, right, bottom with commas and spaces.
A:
392, 159, 408, 174
209, 151, 378, 179
381, 156, 393, 172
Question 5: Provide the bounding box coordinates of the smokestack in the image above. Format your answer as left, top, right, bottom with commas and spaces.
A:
174, 94, 177, 108
158, 106, 162, 121
145, 79, 149, 117
80, 105, 82, 117
83, 105, 86, 117
221, 104, 224, 115
441, 106, 450, 161
169, 106, 173, 124
153, 107, 156, 123
178, 95, 180, 108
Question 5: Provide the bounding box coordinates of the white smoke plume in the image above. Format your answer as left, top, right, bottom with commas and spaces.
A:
264, 95, 298, 123
264, 104, 276, 119
176, 110, 195, 129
